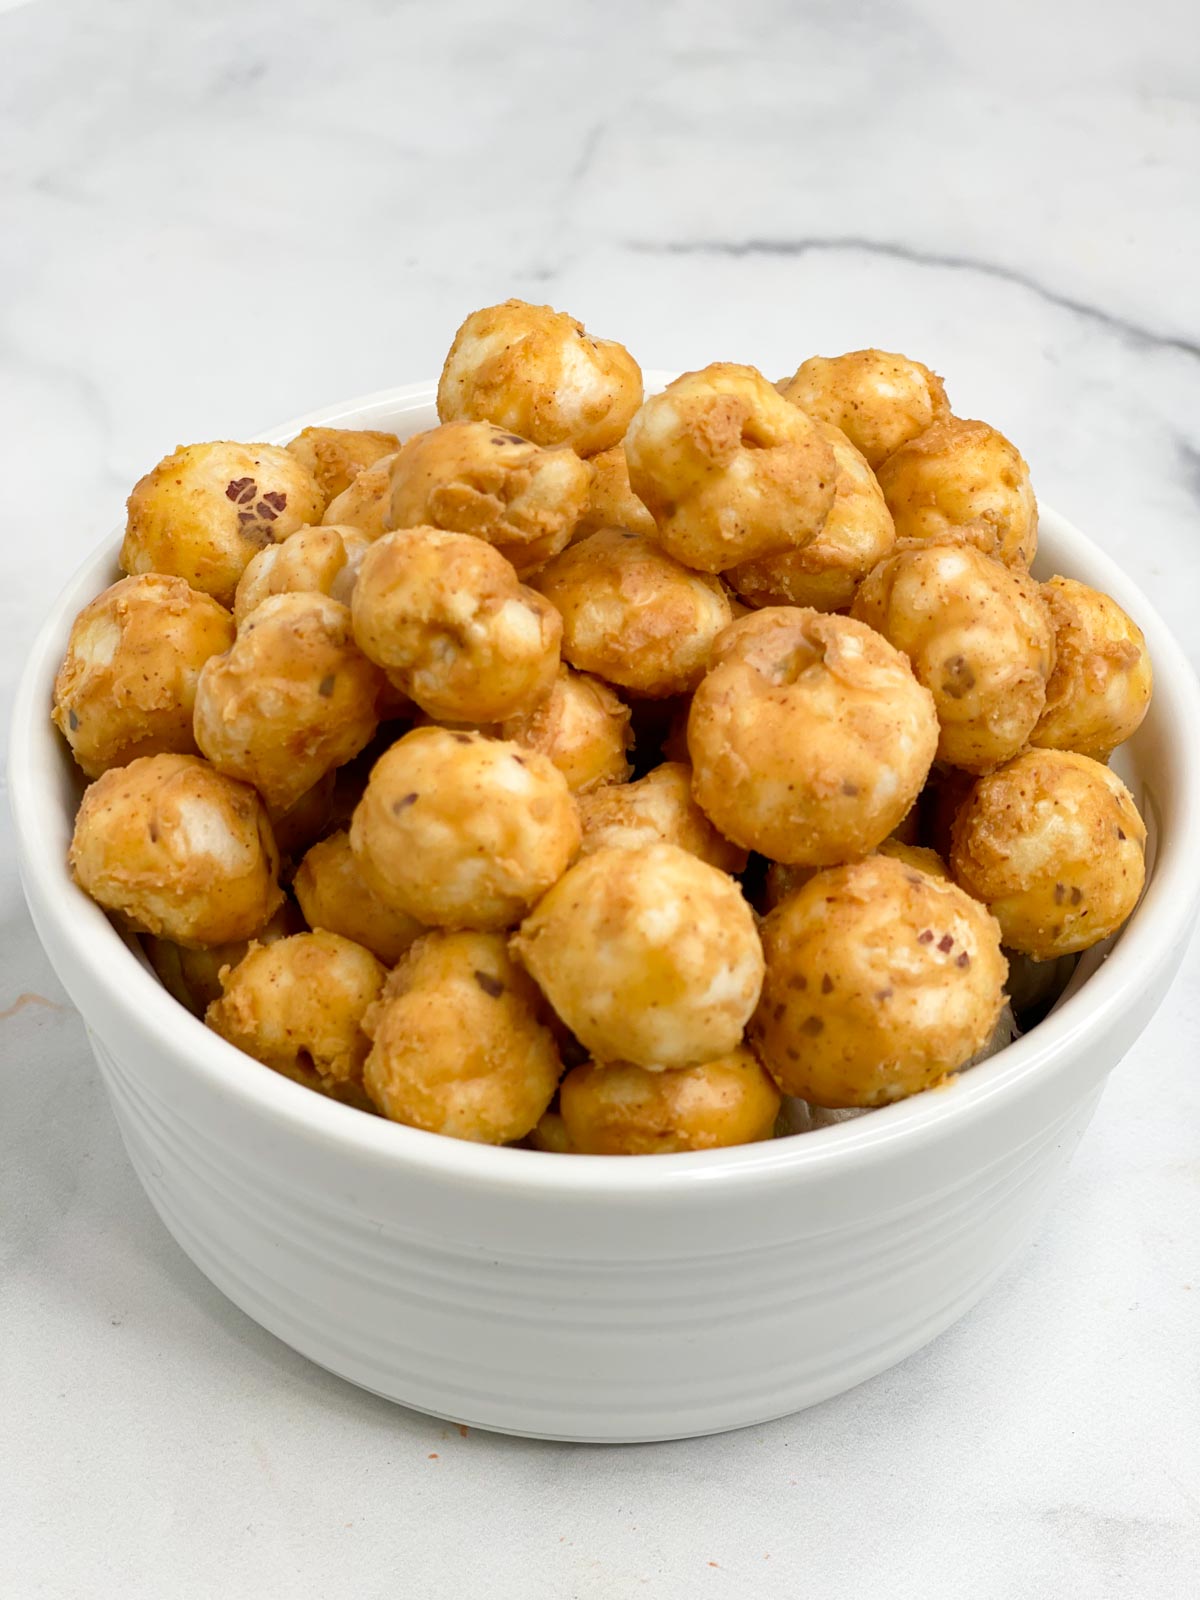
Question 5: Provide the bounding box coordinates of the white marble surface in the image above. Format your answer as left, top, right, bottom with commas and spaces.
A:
3, 0, 1199, 1593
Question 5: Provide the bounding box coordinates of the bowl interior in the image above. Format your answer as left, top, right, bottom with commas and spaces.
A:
10, 378, 1200, 1192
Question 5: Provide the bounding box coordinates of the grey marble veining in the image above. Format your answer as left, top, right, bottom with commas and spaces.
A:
2, 1, 1198, 1595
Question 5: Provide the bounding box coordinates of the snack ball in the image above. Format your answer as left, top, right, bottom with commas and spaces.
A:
69, 753, 282, 946
351, 526, 561, 722
875, 417, 1037, 568
1031, 577, 1153, 758
623, 363, 837, 572
575, 443, 656, 539
498, 665, 632, 793
349, 727, 579, 930
52, 573, 234, 778
206, 930, 386, 1092
321, 451, 399, 538
727, 421, 895, 613
559, 1047, 781, 1155
531, 528, 732, 697
750, 855, 1008, 1106
576, 760, 747, 873
233, 523, 374, 625
851, 542, 1055, 773
285, 425, 400, 502
781, 348, 950, 468
120, 441, 326, 605
949, 749, 1147, 958
438, 298, 643, 457
193, 591, 383, 814
361, 930, 563, 1143
512, 842, 764, 1070
388, 420, 592, 577
294, 828, 425, 965
688, 608, 939, 864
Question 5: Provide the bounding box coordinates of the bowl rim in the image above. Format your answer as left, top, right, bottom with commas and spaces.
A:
10, 378, 1200, 1199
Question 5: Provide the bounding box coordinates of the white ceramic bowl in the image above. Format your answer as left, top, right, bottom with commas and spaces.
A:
11, 381, 1200, 1443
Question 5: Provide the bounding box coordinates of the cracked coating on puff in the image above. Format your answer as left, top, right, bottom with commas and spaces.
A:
52, 573, 234, 778
362, 930, 562, 1143
388, 420, 591, 577
559, 1047, 780, 1155
875, 417, 1037, 568
687, 608, 939, 865
750, 854, 1007, 1107
352, 526, 561, 722
206, 930, 385, 1091
1030, 577, 1153, 759
623, 363, 837, 573
727, 420, 895, 612
285, 426, 400, 502
531, 528, 732, 697
349, 726, 579, 930
121, 441, 326, 606
69, 753, 282, 947
512, 842, 764, 1070
438, 299, 642, 457
851, 542, 1055, 773
949, 748, 1146, 958
781, 348, 950, 469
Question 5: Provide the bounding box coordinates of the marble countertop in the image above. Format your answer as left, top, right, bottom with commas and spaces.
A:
2, 0, 1198, 1594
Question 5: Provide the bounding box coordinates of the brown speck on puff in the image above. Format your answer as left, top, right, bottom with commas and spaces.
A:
452, 733, 472, 745
1070, 887, 1083, 905
226, 477, 257, 504
68, 709, 79, 730
875, 988, 893, 1001
1054, 882, 1066, 905
1117, 828, 1126, 841
937, 934, 954, 953
393, 792, 419, 813
787, 973, 807, 990
956, 951, 970, 968
821, 974, 833, 994
473, 970, 505, 999
772, 1002, 785, 1020
841, 781, 859, 796
318, 674, 336, 697
801, 1016, 824, 1036
917, 929, 934, 944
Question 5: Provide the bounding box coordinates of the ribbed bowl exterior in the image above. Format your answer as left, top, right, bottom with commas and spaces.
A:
12, 382, 1200, 1441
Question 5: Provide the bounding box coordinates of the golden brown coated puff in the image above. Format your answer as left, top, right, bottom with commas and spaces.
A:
576, 760, 747, 873
574, 443, 656, 539
321, 452, 400, 538
623, 363, 837, 573
750, 855, 1007, 1107
351, 526, 562, 722
233, 524, 374, 626
727, 421, 895, 613
851, 542, 1055, 773
949, 749, 1147, 958
361, 930, 563, 1143
52, 574, 234, 779
193, 592, 383, 814
781, 349, 950, 469
1030, 577, 1153, 759
497, 665, 632, 793
687, 608, 939, 865
350, 727, 579, 930
120, 442, 326, 606
875, 417, 1037, 568
206, 930, 386, 1092
294, 829, 425, 966
558, 1047, 781, 1155
530, 528, 732, 698
69, 753, 282, 946
437, 299, 643, 457
387, 421, 592, 577
143, 899, 300, 1017
285, 426, 400, 502
512, 842, 764, 1070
